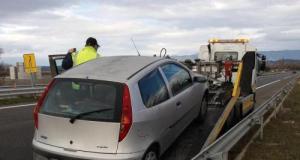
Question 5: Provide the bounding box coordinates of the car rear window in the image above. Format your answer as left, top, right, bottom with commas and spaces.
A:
40, 79, 123, 122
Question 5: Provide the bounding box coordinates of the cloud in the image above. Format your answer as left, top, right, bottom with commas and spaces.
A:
0, 0, 300, 65
0, 0, 76, 18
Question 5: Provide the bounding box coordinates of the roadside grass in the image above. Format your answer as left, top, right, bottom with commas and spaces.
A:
0, 96, 39, 106
242, 79, 300, 160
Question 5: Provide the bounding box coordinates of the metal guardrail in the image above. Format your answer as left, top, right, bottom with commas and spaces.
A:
0, 87, 45, 99
192, 77, 297, 160
0, 84, 46, 89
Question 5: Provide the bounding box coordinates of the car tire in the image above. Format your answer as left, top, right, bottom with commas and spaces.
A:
233, 104, 242, 124
221, 106, 235, 134
196, 94, 208, 123
143, 147, 159, 160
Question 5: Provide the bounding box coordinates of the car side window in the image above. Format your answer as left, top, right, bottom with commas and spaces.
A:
161, 63, 192, 95
138, 69, 169, 108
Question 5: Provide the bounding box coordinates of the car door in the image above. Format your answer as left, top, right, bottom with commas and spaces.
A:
160, 63, 195, 137
48, 54, 66, 77
138, 69, 176, 151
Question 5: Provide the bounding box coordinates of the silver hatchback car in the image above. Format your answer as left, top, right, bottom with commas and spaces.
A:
32, 56, 209, 160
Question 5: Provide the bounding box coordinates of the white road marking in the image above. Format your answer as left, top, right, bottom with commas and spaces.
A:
257, 74, 296, 90
0, 103, 36, 110
256, 79, 281, 90
282, 75, 295, 80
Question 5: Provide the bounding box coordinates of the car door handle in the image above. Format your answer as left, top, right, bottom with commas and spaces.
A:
176, 101, 181, 106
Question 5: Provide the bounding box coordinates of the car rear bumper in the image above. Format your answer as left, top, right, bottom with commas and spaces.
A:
33, 139, 144, 160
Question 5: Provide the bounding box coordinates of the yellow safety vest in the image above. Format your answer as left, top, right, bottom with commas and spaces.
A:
71, 46, 100, 90
74, 46, 100, 66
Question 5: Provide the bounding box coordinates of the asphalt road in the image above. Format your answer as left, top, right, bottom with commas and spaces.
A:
0, 72, 297, 160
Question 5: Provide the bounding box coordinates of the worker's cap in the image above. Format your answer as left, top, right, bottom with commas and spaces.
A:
86, 37, 99, 48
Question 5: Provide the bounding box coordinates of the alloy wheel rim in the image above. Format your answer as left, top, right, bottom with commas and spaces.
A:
145, 151, 157, 160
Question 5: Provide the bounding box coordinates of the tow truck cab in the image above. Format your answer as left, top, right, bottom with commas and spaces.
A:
199, 39, 261, 85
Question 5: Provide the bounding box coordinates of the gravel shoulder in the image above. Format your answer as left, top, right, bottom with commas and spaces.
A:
0, 96, 38, 107
242, 79, 300, 160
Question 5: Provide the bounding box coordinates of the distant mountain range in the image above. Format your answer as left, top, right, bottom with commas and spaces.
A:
260, 50, 300, 61
171, 50, 300, 61
267, 59, 300, 65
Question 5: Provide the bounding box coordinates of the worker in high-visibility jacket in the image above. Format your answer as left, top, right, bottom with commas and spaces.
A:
71, 37, 100, 90
62, 37, 101, 70
224, 56, 233, 83
74, 37, 100, 66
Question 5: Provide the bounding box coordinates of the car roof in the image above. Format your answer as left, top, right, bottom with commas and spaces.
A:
56, 56, 164, 83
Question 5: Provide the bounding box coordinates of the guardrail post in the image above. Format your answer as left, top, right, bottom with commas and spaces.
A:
275, 98, 280, 118
221, 152, 228, 160
274, 102, 277, 119
275, 94, 282, 118
208, 152, 228, 160
259, 116, 264, 140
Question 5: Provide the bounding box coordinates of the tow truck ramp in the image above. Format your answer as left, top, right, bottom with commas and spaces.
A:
191, 77, 297, 160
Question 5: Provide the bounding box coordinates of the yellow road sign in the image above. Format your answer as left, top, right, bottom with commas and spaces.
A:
23, 53, 37, 73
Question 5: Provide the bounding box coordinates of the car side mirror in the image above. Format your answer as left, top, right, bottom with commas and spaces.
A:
260, 61, 266, 71
194, 76, 207, 83
257, 73, 260, 76
259, 55, 266, 71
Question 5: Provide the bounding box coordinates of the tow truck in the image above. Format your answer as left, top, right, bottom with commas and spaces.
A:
183, 38, 266, 148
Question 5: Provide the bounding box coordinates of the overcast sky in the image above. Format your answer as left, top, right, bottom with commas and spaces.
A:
1, 0, 300, 65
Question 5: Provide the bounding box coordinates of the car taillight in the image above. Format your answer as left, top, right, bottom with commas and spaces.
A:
119, 84, 132, 142
33, 79, 56, 129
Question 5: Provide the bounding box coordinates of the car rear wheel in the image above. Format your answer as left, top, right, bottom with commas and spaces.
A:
143, 149, 159, 160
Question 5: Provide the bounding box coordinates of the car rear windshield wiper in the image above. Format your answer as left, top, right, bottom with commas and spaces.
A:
69, 108, 113, 124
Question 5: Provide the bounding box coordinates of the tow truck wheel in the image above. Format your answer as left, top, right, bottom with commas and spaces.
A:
224, 108, 235, 130
196, 94, 208, 123
233, 104, 242, 124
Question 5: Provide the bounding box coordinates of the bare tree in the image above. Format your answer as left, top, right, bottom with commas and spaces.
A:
0, 48, 9, 84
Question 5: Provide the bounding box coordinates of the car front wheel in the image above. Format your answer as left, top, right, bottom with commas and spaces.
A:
196, 94, 208, 122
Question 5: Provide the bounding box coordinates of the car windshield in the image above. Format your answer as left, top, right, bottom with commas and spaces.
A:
214, 52, 238, 61
40, 79, 123, 122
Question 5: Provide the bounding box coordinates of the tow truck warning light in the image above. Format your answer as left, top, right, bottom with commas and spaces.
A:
208, 38, 249, 43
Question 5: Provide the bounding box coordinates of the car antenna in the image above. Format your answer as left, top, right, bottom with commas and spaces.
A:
131, 37, 141, 56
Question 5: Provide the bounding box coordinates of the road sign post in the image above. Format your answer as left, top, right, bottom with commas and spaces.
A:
23, 53, 37, 87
